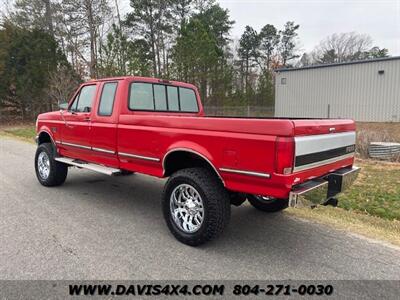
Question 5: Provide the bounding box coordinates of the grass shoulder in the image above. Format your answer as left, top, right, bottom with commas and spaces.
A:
0, 125, 36, 143
286, 206, 400, 247
338, 159, 400, 220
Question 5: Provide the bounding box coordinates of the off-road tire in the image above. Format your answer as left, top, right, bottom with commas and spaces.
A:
247, 195, 288, 212
35, 143, 68, 186
162, 167, 230, 246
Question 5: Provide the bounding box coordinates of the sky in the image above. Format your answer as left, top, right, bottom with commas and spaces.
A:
218, 0, 400, 55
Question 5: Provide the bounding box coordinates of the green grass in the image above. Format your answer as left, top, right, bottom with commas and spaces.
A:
1, 126, 36, 142
338, 160, 400, 220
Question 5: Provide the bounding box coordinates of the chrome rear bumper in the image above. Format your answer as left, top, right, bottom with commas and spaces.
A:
288, 166, 360, 208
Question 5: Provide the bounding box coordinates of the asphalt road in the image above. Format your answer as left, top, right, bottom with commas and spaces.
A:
1, 137, 400, 280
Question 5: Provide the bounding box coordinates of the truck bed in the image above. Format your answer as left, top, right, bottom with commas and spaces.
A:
119, 114, 355, 137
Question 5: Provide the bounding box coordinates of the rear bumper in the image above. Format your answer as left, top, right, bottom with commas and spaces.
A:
288, 166, 360, 208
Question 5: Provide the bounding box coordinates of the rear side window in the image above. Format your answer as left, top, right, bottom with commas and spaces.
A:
154, 84, 167, 110
71, 85, 97, 112
129, 82, 154, 110
167, 86, 179, 111
98, 82, 117, 116
128, 82, 198, 113
180, 87, 198, 112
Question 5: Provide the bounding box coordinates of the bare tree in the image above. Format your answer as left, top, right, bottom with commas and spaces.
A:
298, 52, 312, 67
6, 0, 66, 40
306, 32, 390, 65
46, 66, 81, 107
61, 0, 113, 78
312, 32, 372, 63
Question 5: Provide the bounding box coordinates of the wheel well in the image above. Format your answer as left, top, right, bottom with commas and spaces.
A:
163, 150, 224, 184
38, 131, 53, 145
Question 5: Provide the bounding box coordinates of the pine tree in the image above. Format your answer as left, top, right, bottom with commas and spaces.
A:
279, 21, 300, 66
237, 26, 259, 94
259, 24, 279, 71
125, 0, 173, 77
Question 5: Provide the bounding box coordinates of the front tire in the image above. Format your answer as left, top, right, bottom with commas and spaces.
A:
35, 143, 68, 186
247, 195, 288, 212
162, 168, 230, 246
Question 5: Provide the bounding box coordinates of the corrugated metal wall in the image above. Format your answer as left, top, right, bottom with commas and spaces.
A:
275, 58, 400, 122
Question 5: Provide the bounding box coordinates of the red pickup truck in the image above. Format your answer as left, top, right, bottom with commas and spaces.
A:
35, 76, 360, 245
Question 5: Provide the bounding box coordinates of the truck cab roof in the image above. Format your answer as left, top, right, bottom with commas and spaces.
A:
89, 76, 198, 90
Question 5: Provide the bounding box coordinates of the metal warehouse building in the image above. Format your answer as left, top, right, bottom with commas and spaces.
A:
274, 56, 400, 122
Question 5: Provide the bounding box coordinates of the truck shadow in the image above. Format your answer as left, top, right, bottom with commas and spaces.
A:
60, 170, 326, 256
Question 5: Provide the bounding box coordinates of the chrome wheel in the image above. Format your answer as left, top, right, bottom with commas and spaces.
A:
170, 184, 204, 233
254, 195, 276, 203
37, 151, 50, 180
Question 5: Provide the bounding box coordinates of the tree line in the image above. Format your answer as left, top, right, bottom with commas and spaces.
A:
0, 0, 389, 121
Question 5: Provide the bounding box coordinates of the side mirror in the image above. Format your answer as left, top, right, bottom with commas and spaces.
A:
59, 101, 68, 110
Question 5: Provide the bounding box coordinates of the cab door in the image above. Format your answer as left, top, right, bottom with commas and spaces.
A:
89, 81, 119, 168
59, 84, 97, 159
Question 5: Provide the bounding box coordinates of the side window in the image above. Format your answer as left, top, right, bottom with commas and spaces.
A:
128, 82, 199, 113
75, 85, 97, 112
154, 84, 167, 110
167, 86, 179, 111
129, 83, 154, 110
179, 87, 198, 112
98, 82, 118, 116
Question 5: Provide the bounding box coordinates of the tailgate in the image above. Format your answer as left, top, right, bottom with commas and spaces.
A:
292, 119, 355, 135
291, 119, 356, 172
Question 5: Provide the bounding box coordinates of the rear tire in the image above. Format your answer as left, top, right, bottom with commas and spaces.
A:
247, 195, 288, 212
162, 168, 230, 246
35, 143, 68, 186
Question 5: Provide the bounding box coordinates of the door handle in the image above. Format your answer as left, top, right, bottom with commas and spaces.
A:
84, 117, 91, 122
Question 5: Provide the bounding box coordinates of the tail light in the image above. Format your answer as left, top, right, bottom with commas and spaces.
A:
275, 137, 295, 174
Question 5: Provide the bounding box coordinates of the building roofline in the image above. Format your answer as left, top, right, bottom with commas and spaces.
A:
275, 56, 400, 72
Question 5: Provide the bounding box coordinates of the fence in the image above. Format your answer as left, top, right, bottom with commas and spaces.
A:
203, 106, 275, 117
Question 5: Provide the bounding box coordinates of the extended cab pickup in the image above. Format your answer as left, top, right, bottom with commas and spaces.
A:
35, 76, 360, 245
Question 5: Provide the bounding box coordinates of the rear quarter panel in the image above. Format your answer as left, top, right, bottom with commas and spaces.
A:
117, 114, 282, 182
